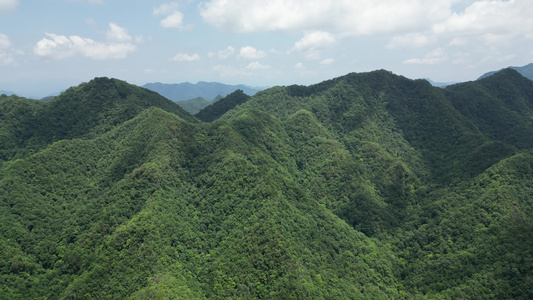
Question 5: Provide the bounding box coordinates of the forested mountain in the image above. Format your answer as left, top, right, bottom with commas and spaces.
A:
1, 69, 533, 299
0, 77, 196, 163
176, 97, 212, 114
478, 62, 533, 80
143, 81, 263, 102
195, 89, 251, 122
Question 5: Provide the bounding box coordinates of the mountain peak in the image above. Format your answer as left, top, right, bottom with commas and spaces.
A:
477, 63, 533, 81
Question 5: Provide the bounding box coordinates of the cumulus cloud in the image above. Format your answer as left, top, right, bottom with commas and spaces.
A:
246, 61, 269, 70
0, 33, 10, 49
290, 31, 335, 59
160, 12, 185, 29
66, 0, 103, 4
448, 36, 468, 46
0, 33, 21, 66
34, 23, 137, 60
199, 0, 454, 35
153, 2, 188, 30
170, 52, 200, 62
291, 31, 335, 52
433, 0, 533, 36
107, 22, 132, 42
0, 0, 18, 14
238, 46, 266, 59
153, 2, 179, 15
387, 33, 431, 49
404, 48, 447, 65
200, 0, 532, 68
212, 64, 250, 78
320, 58, 334, 65
208, 46, 235, 59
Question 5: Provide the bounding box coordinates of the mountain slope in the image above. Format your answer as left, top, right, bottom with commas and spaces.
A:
0, 77, 197, 163
176, 96, 212, 114
447, 69, 533, 149
398, 150, 533, 298
222, 70, 518, 184
0, 107, 402, 299
195, 89, 251, 122
2, 70, 533, 298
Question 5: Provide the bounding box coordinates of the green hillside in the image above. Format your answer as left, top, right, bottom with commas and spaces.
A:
177, 97, 212, 115
1, 69, 533, 299
195, 89, 251, 122
0, 77, 196, 164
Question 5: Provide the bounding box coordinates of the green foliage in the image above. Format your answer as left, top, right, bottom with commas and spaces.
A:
195, 89, 251, 122
0, 77, 197, 164
177, 97, 211, 114
2, 70, 533, 298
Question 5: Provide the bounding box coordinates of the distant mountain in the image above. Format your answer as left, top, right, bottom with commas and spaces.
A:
424, 78, 457, 87
0, 90, 15, 95
477, 62, 533, 80
143, 81, 265, 102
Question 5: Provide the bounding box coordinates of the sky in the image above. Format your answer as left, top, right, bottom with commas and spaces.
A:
0, 0, 532, 98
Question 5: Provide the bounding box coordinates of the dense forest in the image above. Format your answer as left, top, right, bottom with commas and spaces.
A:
1, 69, 533, 299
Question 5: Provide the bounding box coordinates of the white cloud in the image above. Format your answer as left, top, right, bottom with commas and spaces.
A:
320, 58, 334, 65
154, 2, 188, 30
0, 0, 18, 13
294, 62, 304, 69
208, 46, 235, 59
0, 33, 10, 49
170, 52, 200, 62
160, 11, 185, 29
238, 46, 266, 59
433, 0, 533, 37
199, 0, 533, 41
246, 61, 269, 70
199, 0, 454, 35
387, 33, 431, 49
153, 2, 179, 15
66, 0, 103, 4
106, 23, 132, 42
448, 36, 468, 46
292, 31, 335, 52
144, 68, 167, 74
290, 31, 335, 59
212, 64, 250, 78
404, 48, 447, 65
0, 33, 21, 66
34, 23, 137, 60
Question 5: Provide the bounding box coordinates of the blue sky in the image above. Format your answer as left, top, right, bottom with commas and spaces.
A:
1, 0, 532, 98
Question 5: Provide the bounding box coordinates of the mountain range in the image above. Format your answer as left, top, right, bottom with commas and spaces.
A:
142, 81, 264, 102
0, 90, 15, 96
478, 62, 533, 80
1, 69, 533, 298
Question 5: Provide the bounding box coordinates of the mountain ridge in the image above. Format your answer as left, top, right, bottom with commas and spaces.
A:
1, 69, 533, 298
477, 62, 533, 81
